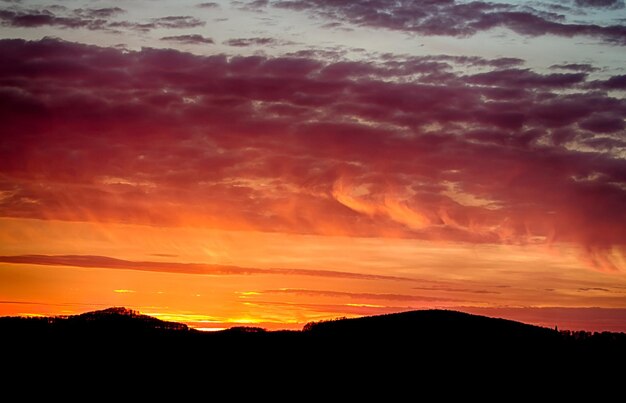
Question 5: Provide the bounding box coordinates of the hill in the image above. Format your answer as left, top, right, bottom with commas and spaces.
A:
0, 306, 189, 336
2, 307, 625, 368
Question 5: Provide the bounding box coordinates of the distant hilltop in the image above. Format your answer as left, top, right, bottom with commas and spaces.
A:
3, 306, 625, 339
69, 306, 188, 331
2, 308, 625, 368
0, 306, 189, 333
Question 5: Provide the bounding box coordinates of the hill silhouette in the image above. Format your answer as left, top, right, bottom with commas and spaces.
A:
0, 306, 188, 337
2, 307, 625, 372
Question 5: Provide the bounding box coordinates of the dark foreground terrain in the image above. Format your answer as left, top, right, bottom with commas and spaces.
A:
0, 308, 626, 365
2, 307, 625, 383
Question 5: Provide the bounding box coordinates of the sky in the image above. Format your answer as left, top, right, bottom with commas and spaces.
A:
0, 0, 625, 332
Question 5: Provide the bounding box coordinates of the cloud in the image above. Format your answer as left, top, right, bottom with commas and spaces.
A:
0, 4, 203, 32
0, 38, 624, 271
161, 34, 214, 44
0, 255, 418, 282
574, 0, 625, 9
262, 288, 462, 302
73, 7, 125, 19
241, 300, 425, 316
262, 0, 626, 45
550, 63, 599, 73
413, 286, 500, 295
239, 0, 270, 9
223, 37, 278, 47
577, 287, 612, 292
149, 16, 205, 29
465, 69, 588, 88
0, 8, 107, 30
197, 2, 220, 8
579, 114, 625, 133
598, 74, 626, 89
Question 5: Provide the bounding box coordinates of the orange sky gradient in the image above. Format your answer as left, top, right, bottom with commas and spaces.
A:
2, 217, 625, 331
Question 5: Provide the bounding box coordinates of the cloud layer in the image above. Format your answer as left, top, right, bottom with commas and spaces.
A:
0, 254, 417, 281
262, 0, 626, 45
0, 4, 204, 32
0, 38, 624, 270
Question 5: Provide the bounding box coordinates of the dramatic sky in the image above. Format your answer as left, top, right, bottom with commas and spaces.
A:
1, 0, 625, 332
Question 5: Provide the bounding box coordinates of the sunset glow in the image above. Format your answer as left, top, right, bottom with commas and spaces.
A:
1, 0, 625, 332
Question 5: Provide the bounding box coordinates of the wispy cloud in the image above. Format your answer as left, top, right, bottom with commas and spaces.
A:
223, 37, 279, 46
413, 286, 500, 295
197, 2, 221, 9
0, 254, 418, 282
261, 288, 463, 302
161, 34, 214, 44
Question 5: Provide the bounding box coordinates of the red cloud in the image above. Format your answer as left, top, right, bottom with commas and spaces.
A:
0, 38, 624, 270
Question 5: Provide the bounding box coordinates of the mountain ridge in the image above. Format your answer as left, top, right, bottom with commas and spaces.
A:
2, 306, 624, 335
2, 307, 625, 363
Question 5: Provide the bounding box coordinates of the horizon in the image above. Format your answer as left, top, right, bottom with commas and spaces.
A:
6, 305, 626, 334
1, 0, 625, 333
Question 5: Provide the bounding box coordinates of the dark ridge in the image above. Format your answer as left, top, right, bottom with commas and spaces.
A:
2, 307, 625, 372
71, 307, 189, 331
0, 306, 189, 335
303, 309, 557, 340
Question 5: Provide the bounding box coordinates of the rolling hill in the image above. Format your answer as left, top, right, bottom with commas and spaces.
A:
2, 307, 625, 367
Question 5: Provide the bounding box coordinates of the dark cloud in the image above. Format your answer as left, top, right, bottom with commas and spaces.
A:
0, 8, 106, 29
0, 5, 203, 32
73, 7, 125, 19
246, 0, 270, 8
197, 2, 220, 8
0, 255, 418, 282
161, 34, 214, 44
150, 16, 205, 29
575, 0, 625, 9
598, 74, 626, 89
579, 114, 625, 133
223, 37, 278, 46
466, 69, 588, 88
577, 287, 612, 291
550, 63, 599, 73
0, 38, 624, 271
259, 0, 626, 45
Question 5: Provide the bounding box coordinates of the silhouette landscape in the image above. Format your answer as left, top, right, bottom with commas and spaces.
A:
3, 308, 625, 368
1, 1, 626, 376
